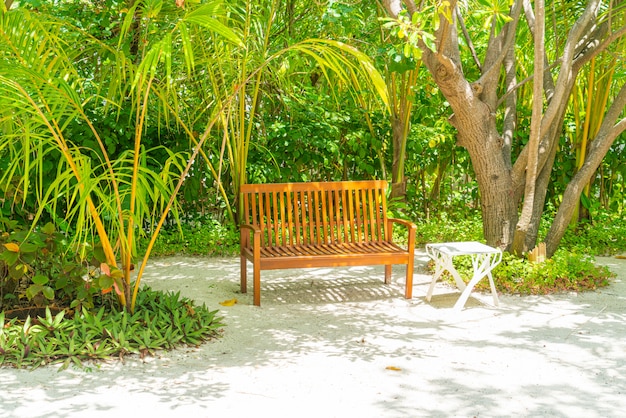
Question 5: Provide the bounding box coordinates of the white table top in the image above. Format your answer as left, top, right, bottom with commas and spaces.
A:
426, 241, 500, 255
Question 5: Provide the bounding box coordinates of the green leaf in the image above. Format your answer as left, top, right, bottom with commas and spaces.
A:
1, 251, 19, 265
184, 2, 242, 46
99, 275, 114, 290
31, 275, 49, 285
42, 222, 55, 235
422, 32, 436, 52
42, 286, 55, 300
26, 284, 43, 300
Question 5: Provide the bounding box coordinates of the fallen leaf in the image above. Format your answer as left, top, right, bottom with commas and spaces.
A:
385, 366, 402, 371
219, 298, 238, 306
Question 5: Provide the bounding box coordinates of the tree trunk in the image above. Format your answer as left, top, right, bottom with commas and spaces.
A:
390, 113, 407, 199
512, 0, 545, 255
422, 50, 516, 249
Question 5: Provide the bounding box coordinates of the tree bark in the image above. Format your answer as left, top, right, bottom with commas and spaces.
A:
511, 0, 544, 255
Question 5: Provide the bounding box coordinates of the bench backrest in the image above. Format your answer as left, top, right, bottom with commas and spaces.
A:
240, 180, 390, 247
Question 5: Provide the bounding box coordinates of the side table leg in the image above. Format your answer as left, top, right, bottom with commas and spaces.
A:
426, 262, 445, 302
453, 254, 488, 311
487, 272, 500, 306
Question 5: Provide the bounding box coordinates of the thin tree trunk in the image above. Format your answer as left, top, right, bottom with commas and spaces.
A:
512, 0, 544, 255
390, 114, 407, 199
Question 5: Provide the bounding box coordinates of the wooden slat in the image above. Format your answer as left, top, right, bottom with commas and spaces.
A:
354, 187, 363, 243
379, 186, 388, 241
311, 189, 320, 245
240, 180, 395, 251
365, 187, 373, 242
307, 190, 315, 245
268, 192, 280, 245
256, 193, 266, 246
294, 190, 302, 245
262, 191, 272, 246
321, 189, 329, 244
278, 191, 286, 246
287, 191, 294, 246
333, 189, 341, 243
347, 188, 355, 243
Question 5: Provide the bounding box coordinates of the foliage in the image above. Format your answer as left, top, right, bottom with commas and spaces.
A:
490, 251, 613, 295
0, 218, 106, 313
414, 211, 484, 245
138, 216, 239, 257
435, 246, 615, 295
0, 287, 222, 370
558, 212, 626, 256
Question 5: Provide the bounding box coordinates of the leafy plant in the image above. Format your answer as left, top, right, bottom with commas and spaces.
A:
433, 244, 615, 295
419, 209, 622, 295
0, 287, 222, 370
0, 218, 106, 312
489, 251, 614, 295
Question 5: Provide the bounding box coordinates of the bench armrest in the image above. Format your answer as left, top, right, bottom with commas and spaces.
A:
240, 223, 261, 251
388, 218, 416, 251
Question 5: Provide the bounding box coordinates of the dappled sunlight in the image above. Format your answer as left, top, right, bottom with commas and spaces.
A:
2, 254, 625, 417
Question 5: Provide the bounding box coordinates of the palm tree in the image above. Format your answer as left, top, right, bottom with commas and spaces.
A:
1, 1, 389, 312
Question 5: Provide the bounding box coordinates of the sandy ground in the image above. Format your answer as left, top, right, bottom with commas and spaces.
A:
1, 249, 625, 418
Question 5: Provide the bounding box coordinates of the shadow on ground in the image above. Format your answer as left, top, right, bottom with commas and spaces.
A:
1, 252, 625, 418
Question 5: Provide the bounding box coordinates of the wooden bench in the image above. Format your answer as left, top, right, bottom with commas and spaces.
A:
239, 180, 416, 306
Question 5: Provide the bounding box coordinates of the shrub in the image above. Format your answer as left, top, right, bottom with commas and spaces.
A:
446, 249, 615, 295
0, 218, 107, 313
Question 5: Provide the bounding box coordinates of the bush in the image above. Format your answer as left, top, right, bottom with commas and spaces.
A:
0, 218, 108, 313
488, 250, 613, 294
419, 210, 623, 295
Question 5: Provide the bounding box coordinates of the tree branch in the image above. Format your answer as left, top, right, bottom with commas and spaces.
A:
540, 0, 601, 133
475, 0, 523, 94
573, 23, 626, 71
522, 0, 556, 101
457, 7, 481, 72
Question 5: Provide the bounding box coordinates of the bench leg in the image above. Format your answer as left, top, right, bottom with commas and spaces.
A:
240, 255, 247, 294
384, 264, 392, 284
405, 257, 414, 299
253, 263, 261, 306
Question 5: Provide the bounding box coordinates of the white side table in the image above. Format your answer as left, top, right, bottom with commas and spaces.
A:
425, 241, 502, 310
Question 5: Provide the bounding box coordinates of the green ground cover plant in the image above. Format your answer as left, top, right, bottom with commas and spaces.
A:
0, 288, 221, 370
138, 216, 239, 257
